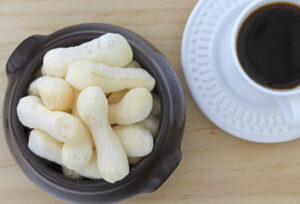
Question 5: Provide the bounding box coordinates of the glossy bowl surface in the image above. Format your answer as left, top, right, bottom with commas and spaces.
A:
3, 23, 185, 203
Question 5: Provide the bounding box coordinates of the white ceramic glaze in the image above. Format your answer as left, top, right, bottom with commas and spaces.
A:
181, 0, 300, 143
232, 0, 300, 127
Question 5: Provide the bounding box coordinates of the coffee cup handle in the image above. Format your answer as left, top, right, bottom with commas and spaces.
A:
276, 95, 300, 127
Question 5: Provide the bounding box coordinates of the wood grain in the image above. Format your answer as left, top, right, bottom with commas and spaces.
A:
1, 0, 300, 203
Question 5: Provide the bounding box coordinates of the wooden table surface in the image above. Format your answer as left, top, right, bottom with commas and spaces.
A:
2, 0, 300, 203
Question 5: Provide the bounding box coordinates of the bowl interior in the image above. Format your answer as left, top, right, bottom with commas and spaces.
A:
11, 32, 169, 191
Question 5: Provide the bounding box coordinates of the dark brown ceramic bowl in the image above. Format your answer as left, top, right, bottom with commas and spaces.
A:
3, 23, 185, 203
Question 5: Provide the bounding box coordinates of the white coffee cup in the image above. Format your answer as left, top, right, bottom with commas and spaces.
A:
231, 0, 300, 127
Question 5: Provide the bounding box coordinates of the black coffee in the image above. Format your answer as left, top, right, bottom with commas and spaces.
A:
237, 3, 300, 89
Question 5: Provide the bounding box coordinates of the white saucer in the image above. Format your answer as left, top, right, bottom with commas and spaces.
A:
181, 0, 300, 143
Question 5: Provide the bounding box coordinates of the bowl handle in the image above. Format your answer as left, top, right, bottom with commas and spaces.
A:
6, 35, 45, 77
142, 150, 182, 193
